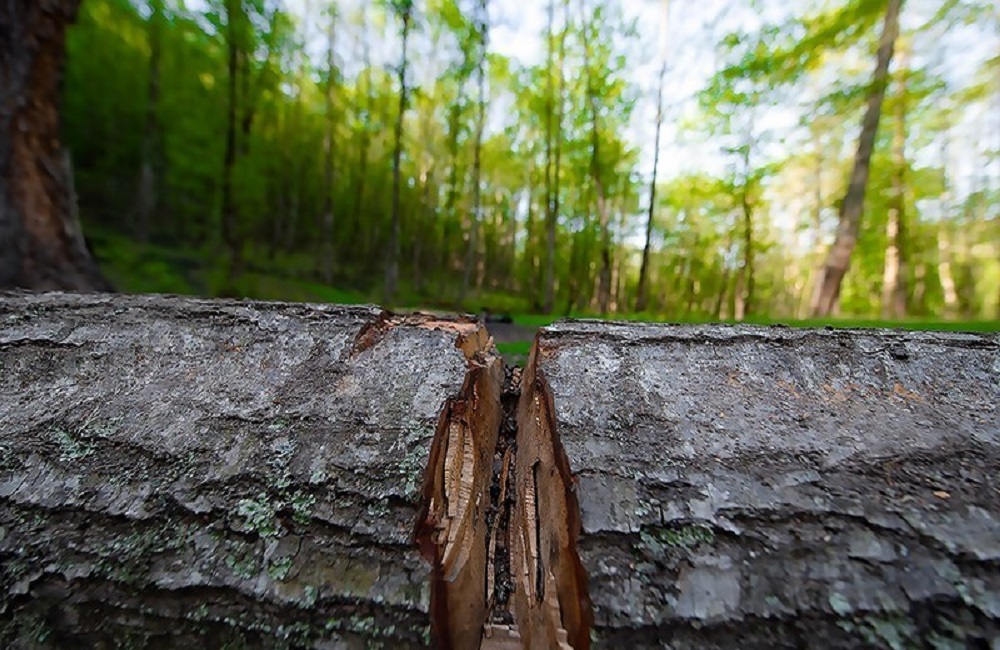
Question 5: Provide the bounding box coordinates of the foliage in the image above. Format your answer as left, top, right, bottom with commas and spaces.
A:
63, 0, 999, 322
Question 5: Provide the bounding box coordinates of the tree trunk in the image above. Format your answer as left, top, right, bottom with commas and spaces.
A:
636, 0, 669, 314
4, 295, 998, 648
542, 5, 569, 316
800, 124, 826, 319
1, 293, 499, 649
385, 4, 412, 304
320, 11, 337, 285
351, 8, 372, 264
527, 320, 1000, 647
738, 141, 755, 319
881, 49, 909, 320
220, 0, 243, 288
135, 0, 163, 244
0, 0, 111, 291
577, 1, 612, 316
810, 0, 903, 317
441, 86, 466, 298
542, 0, 563, 316
460, 0, 490, 304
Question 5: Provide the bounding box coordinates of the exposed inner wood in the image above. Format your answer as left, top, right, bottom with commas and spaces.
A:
507, 343, 592, 650
416, 329, 591, 649
414, 323, 504, 650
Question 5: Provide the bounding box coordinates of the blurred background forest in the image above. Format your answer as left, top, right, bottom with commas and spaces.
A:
62, 0, 999, 326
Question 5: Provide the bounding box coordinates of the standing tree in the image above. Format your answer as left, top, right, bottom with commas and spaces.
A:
578, 0, 613, 315
459, 0, 489, 303
810, 0, 903, 316
384, 0, 414, 304
320, 2, 339, 284
135, 0, 164, 244
541, 0, 568, 315
881, 43, 909, 319
635, 0, 670, 313
219, 0, 244, 287
0, 0, 111, 291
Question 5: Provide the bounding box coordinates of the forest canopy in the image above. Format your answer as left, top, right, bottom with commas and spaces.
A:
62, 0, 999, 322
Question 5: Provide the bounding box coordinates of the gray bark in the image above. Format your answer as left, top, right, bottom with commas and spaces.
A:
0, 293, 491, 648
4, 295, 999, 649
532, 321, 1000, 648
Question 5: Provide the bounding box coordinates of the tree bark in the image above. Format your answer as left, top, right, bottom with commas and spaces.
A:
0, 293, 498, 648
3, 295, 999, 648
529, 320, 1000, 647
810, 0, 903, 317
0, 0, 111, 292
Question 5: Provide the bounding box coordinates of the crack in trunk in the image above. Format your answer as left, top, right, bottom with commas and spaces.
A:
415, 330, 592, 649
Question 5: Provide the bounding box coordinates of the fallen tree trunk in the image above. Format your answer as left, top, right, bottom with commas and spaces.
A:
2, 294, 999, 649
526, 321, 1000, 648
0, 292, 500, 648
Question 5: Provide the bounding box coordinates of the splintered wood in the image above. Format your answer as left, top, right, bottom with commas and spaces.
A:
415, 343, 505, 650
441, 404, 477, 582
508, 354, 592, 650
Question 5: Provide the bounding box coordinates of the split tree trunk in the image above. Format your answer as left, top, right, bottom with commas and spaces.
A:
0, 293, 498, 648
530, 320, 999, 647
810, 0, 902, 317
3, 295, 999, 648
0, 0, 111, 292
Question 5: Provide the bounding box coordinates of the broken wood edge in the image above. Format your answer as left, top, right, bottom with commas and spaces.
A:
414, 321, 504, 650
509, 337, 593, 650
353, 309, 485, 358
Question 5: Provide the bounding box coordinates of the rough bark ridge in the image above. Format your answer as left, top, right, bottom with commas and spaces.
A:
535, 321, 999, 648
0, 0, 111, 291
3, 294, 1000, 649
0, 293, 493, 648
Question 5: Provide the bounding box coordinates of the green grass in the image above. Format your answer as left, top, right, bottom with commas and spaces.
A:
87, 226, 999, 336
496, 341, 532, 357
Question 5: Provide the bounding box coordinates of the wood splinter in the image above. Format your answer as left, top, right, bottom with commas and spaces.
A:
416, 333, 592, 649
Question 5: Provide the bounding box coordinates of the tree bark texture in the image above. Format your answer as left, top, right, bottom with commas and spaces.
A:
531, 320, 999, 648
2, 294, 999, 648
0, 293, 496, 648
0, 0, 111, 292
